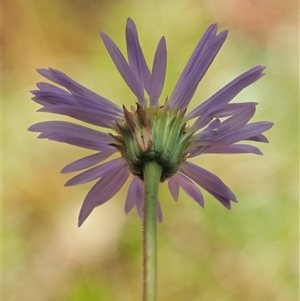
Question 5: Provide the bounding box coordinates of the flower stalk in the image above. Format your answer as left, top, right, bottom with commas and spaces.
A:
143, 161, 162, 301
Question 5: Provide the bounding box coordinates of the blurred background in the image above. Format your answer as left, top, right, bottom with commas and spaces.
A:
3, 0, 298, 300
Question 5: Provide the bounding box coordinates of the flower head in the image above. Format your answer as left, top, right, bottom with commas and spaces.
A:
29, 18, 273, 226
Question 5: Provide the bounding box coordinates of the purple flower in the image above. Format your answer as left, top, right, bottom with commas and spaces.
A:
29, 18, 273, 226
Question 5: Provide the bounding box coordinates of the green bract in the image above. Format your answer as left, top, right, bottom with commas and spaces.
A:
111, 103, 194, 182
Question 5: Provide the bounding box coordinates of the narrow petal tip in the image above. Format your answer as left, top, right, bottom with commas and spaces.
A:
78, 216, 84, 227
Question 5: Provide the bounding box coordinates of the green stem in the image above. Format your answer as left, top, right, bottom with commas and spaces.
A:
143, 161, 162, 301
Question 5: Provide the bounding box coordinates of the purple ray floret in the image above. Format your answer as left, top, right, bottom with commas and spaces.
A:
180, 162, 237, 209
126, 18, 151, 93
125, 177, 163, 222
78, 164, 131, 226
32, 69, 123, 129
186, 66, 266, 120
149, 37, 167, 106
168, 24, 228, 112
29, 18, 273, 226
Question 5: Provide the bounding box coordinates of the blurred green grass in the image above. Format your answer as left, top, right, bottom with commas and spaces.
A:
3, 0, 298, 300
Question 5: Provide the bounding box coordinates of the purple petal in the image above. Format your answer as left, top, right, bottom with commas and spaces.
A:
32, 85, 121, 115
149, 37, 167, 106
35, 82, 68, 93
28, 121, 114, 151
135, 180, 144, 220
193, 106, 256, 147
238, 122, 274, 141
192, 102, 257, 131
126, 18, 151, 93
32, 86, 123, 119
36, 68, 122, 114
65, 158, 126, 186
186, 65, 266, 119
168, 24, 217, 110
78, 165, 130, 226
180, 161, 237, 207
32, 85, 72, 103
38, 105, 118, 129
245, 133, 269, 143
172, 173, 204, 207
61, 151, 116, 173
187, 145, 208, 157
168, 177, 179, 201
213, 121, 274, 147
124, 176, 144, 219
125, 177, 162, 222
202, 144, 263, 155
216, 106, 256, 134
203, 188, 234, 209
168, 25, 228, 111
125, 177, 140, 214
32, 91, 76, 107
100, 32, 146, 105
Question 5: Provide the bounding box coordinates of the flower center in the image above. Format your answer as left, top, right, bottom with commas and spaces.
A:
111, 103, 194, 181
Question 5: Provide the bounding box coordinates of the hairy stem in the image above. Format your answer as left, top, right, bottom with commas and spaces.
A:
143, 161, 162, 301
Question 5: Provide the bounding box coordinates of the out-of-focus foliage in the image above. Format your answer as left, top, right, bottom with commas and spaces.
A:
3, 0, 298, 300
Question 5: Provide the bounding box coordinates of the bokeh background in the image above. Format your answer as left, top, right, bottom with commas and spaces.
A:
3, 0, 299, 300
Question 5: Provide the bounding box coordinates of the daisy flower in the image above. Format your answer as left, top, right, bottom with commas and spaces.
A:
29, 18, 273, 227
